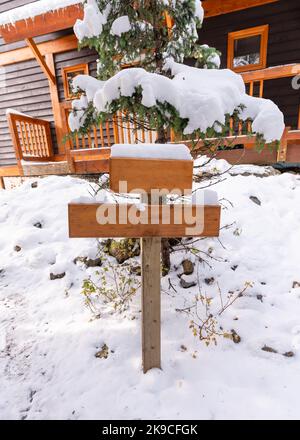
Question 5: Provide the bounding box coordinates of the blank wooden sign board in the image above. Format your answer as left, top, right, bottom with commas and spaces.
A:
68, 144, 221, 373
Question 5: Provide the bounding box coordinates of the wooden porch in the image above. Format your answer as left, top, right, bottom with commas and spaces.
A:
1, 62, 299, 181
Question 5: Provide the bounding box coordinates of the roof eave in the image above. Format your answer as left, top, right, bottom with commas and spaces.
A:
0, 4, 83, 44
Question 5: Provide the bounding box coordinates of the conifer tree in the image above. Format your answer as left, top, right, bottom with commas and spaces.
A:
71, 0, 221, 143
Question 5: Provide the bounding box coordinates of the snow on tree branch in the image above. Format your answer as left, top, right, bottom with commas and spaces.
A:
73, 0, 206, 79
70, 61, 284, 143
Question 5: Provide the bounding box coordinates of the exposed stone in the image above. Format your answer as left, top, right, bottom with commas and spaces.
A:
231, 265, 238, 271
283, 351, 295, 358
204, 277, 215, 286
257, 294, 263, 303
84, 257, 102, 268
50, 272, 66, 281
180, 276, 197, 289
231, 329, 241, 344
181, 259, 194, 276
249, 196, 261, 206
95, 343, 109, 359
31, 182, 38, 188
168, 238, 182, 247
107, 238, 140, 264
130, 265, 141, 276
74, 256, 102, 268
229, 167, 280, 178
262, 345, 278, 354
33, 222, 43, 229
292, 281, 300, 289
14, 245, 22, 253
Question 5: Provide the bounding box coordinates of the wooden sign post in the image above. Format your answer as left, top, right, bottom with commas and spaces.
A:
69, 148, 221, 373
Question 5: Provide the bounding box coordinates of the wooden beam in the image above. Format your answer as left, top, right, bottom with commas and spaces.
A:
25, 38, 56, 84
68, 204, 221, 238
287, 130, 300, 141
0, 177, 5, 189
203, 0, 279, 18
0, 4, 83, 44
74, 158, 110, 174
45, 53, 64, 154
110, 158, 193, 194
0, 165, 20, 177
0, 34, 78, 67
241, 64, 300, 82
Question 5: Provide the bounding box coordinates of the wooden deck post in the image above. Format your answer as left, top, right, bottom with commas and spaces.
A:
277, 126, 290, 162
0, 177, 5, 190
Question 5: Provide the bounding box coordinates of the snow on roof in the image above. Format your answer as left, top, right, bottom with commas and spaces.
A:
0, 0, 84, 26
111, 144, 193, 161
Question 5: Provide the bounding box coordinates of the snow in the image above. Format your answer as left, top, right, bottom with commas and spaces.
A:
68, 95, 88, 132
71, 62, 284, 143
0, 0, 83, 26
74, 0, 111, 42
207, 53, 221, 69
74, 0, 203, 43
195, 0, 204, 23
110, 16, 131, 37
111, 144, 192, 160
1, 160, 300, 420
192, 189, 219, 206
6, 109, 33, 118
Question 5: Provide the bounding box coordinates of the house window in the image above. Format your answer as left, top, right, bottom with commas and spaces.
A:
62, 64, 89, 100
227, 25, 269, 72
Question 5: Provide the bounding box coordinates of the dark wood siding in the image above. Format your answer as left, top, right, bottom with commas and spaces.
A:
0, 59, 58, 165
0, 1, 85, 165
198, 0, 300, 128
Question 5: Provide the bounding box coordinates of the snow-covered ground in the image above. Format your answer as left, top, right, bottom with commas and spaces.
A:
1, 159, 300, 420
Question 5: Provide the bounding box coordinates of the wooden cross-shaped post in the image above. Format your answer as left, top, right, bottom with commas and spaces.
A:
69, 148, 221, 373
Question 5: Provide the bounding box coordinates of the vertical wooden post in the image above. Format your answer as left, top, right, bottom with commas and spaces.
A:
277, 126, 289, 163
141, 193, 161, 373
0, 177, 5, 190
142, 236, 161, 373
45, 53, 66, 156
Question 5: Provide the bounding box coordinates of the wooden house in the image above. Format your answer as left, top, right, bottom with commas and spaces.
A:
0, 0, 299, 188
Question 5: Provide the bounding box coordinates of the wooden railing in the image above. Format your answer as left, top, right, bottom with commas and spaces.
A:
66, 112, 158, 152
7, 112, 54, 173
242, 64, 300, 126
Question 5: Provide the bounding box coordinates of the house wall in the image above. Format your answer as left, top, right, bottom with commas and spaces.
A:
0, 1, 100, 167
197, 0, 300, 128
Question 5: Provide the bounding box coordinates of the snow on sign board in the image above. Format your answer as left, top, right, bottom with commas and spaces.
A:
110, 144, 193, 193
0, 0, 84, 26
111, 144, 192, 160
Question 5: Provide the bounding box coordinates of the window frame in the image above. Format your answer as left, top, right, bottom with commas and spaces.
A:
227, 25, 269, 73
62, 63, 89, 100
